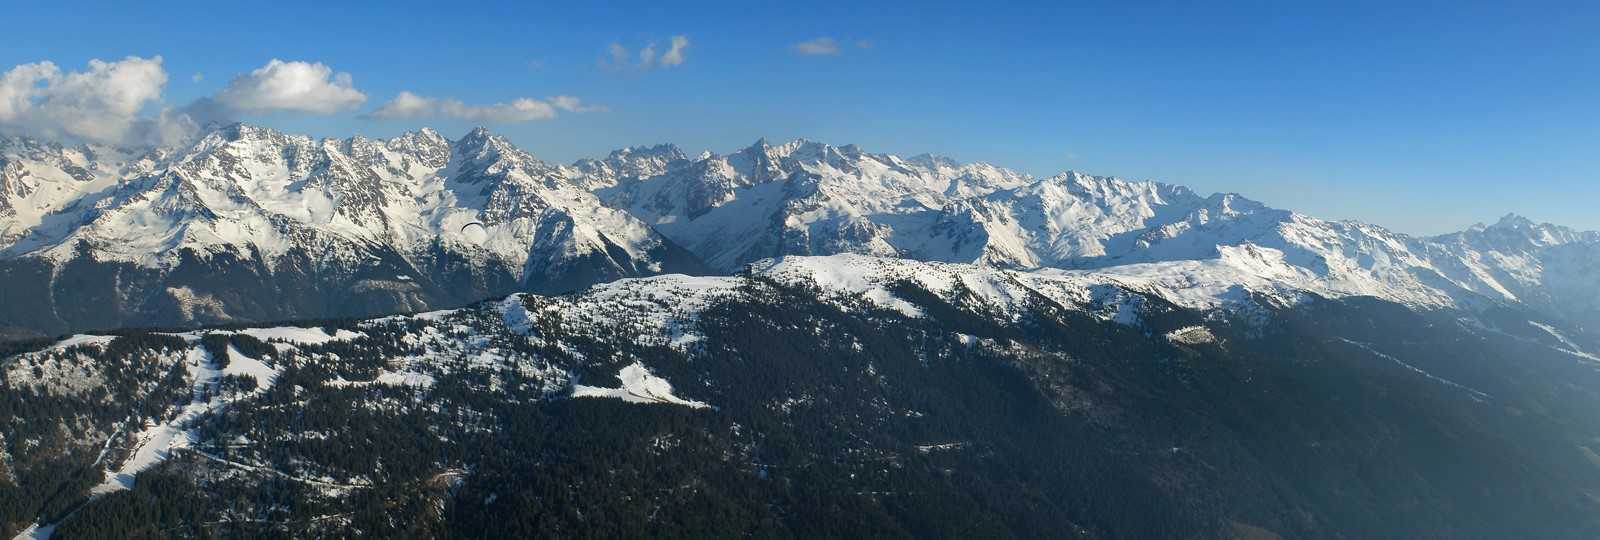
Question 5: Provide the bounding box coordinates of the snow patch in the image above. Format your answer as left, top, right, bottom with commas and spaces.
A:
236, 326, 362, 345
49, 334, 115, 350
328, 370, 436, 389
572, 362, 709, 408
11, 522, 54, 540
224, 345, 281, 391
499, 294, 534, 334
1165, 325, 1217, 345
1336, 338, 1490, 402
91, 346, 213, 495
1528, 321, 1600, 361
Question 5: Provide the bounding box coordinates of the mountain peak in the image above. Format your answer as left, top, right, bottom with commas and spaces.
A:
1434, 212, 1597, 253
609, 143, 686, 162
1490, 213, 1536, 230
410, 127, 445, 142
907, 153, 960, 167
458, 126, 501, 145
389, 127, 448, 146
244, 122, 300, 138
214, 122, 271, 140
568, 143, 690, 187
185, 123, 301, 154
453, 127, 519, 158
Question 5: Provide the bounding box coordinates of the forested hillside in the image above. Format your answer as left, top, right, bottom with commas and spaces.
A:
5, 258, 1600, 538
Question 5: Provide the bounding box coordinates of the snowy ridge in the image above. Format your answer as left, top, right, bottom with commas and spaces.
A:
590, 138, 1034, 271
4, 126, 1600, 335
578, 142, 1600, 325
0, 125, 677, 278
512, 274, 739, 350
755, 252, 1370, 322
500, 246, 1596, 346
522, 254, 1199, 334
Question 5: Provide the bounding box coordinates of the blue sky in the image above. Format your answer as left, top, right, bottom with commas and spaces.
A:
3, 0, 1597, 234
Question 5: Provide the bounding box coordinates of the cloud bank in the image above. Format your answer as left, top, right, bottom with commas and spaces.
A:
1, 56, 374, 147
1, 55, 601, 146
0, 56, 170, 145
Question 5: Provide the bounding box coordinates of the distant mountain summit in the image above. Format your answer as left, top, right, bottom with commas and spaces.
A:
1, 125, 1597, 337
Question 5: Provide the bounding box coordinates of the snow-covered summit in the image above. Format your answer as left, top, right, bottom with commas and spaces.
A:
569, 143, 689, 191
1435, 213, 1598, 254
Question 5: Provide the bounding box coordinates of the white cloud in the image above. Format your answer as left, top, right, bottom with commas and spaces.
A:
791, 37, 872, 56
0, 56, 170, 145
191, 72, 204, 82
134, 106, 205, 147
661, 36, 689, 67
607, 42, 629, 67
0, 62, 60, 121
216, 59, 366, 114
602, 36, 689, 71
441, 98, 555, 123
1, 55, 605, 146
366, 92, 603, 123
365, 90, 436, 120
639, 42, 658, 69
549, 95, 607, 113
793, 37, 841, 56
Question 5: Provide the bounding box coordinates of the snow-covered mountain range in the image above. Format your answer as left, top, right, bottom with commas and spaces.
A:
0, 125, 707, 337
584, 137, 1599, 318
4, 128, 1599, 537
2, 124, 1597, 337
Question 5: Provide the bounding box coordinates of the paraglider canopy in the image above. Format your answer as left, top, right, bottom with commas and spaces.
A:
460, 221, 488, 244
